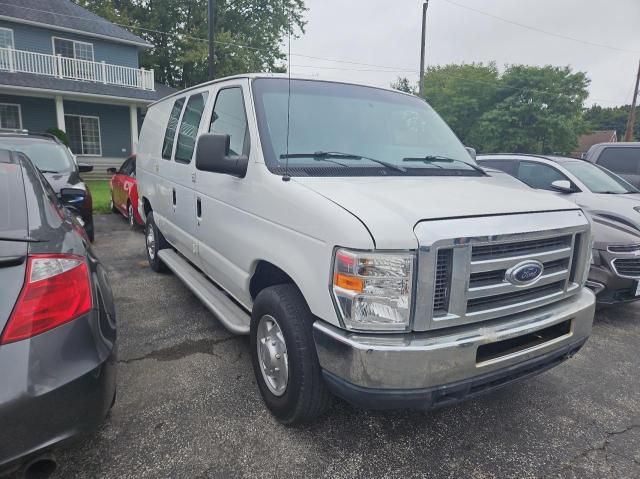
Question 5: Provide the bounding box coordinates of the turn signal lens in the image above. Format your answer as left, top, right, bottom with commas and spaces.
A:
1, 254, 92, 344
332, 249, 414, 332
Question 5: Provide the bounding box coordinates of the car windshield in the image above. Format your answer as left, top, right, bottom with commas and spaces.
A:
563, 160, 638, 194
252, 78, 480, 177
0, 137, 75, 174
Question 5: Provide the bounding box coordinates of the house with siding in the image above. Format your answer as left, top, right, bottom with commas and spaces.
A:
0, 0, 172, 162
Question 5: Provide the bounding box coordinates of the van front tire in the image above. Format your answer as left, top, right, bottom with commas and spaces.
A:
145, 211, 169, 273
250, 284, 332, 425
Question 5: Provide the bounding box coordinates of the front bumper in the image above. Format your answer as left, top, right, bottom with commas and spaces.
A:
588, 251, 640, 304
313, 288, 595, 409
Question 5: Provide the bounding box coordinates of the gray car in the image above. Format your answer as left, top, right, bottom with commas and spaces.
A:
0, 149, 116, 476
478, 154, 640, 304
584, 142, 640, 189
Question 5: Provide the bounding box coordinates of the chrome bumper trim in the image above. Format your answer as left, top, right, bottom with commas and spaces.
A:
313, 288, 595, 390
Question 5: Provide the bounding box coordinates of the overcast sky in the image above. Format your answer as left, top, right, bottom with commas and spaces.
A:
289, 0, 640, 107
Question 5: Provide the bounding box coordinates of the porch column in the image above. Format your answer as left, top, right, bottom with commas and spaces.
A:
129, 104, 139, 153
55, 96, 65, 132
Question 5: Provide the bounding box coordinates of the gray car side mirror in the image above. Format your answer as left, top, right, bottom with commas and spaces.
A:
551, 180, 575, 193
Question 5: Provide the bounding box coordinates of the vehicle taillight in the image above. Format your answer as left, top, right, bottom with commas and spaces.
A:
1, 254, 92, 344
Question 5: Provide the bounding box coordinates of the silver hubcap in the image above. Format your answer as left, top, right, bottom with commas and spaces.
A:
146, 225, 156, 260
256, 315, 289, 396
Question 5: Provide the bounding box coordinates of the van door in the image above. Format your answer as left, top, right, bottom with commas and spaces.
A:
194, 82, 252, 301
163, 92, 209, 266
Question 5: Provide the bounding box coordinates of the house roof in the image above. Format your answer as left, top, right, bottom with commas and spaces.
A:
0, 71, 174, 103
575, 130, 617, 154
0, 0, 152, 48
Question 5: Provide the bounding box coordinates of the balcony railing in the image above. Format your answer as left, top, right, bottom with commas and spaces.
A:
0, 47, 155, 91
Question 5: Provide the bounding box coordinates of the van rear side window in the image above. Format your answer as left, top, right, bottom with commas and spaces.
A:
175, 93, 208, 163
597, 147, 640, 174
162, 98, 185, 160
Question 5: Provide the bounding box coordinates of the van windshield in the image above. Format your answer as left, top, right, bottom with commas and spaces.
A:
252, 78, 480, 177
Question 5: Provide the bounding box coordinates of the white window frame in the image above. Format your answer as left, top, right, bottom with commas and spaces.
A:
0, 27, 15, 49
64, 114, 102, 156
51, 36, 95, 61
0, 102, 22, 129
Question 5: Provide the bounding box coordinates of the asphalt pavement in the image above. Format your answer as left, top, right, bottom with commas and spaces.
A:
50, 214, 640, 479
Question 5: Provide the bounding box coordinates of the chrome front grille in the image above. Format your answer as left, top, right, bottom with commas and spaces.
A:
413, 210, 591, 331
612, 258, 640, 278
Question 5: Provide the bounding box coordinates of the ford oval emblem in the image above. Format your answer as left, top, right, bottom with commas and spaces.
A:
505, 260, 544, 286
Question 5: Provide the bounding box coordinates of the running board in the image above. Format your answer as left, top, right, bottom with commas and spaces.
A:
158, 249, 250, 334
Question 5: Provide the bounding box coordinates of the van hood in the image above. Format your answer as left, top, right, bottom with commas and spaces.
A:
294, 175, 579, 248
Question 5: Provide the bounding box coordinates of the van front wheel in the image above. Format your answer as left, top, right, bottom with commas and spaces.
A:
250, 284, 331, 425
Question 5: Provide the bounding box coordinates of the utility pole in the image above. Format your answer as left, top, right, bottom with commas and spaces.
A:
624, 59, 640, 142
208, 0, 215, 81
418, 1, 429, 97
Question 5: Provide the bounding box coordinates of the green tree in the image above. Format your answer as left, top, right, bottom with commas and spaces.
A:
421, 63, 500, 144
391, 77, 417, 95
584, 105, 638, 141
468, 65, 590, 154
77, 0, 306, 88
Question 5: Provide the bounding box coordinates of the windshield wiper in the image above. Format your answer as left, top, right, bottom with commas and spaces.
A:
403, 155, 486, 174
280, 151, 407, 173
39, 169, 60, 174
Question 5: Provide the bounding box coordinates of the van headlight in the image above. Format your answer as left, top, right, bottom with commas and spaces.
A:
331, 248, 414, 332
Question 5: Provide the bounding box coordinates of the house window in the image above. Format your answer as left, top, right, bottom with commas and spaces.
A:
0, 27, 14, 70
0, 27, 14, 49
53, 38, 94, 61
0, 103, 22, 129
65, 115, 101, 156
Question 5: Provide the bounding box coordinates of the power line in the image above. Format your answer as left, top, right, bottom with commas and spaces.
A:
0, 1, 629, 105
442, 0, 640, 54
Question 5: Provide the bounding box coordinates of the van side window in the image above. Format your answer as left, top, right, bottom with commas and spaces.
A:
175, 93, 208, 163
597, 147, 640, 174
161, 98, 185, 160
209, 88, 248, 156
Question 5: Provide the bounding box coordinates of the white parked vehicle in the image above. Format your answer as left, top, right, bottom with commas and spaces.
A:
136, 75, 595, 424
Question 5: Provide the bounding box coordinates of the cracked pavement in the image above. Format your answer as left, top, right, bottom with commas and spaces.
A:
45, 214, 640, 478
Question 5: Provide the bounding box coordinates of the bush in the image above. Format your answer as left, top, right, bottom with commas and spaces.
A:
46, 127, 70, 147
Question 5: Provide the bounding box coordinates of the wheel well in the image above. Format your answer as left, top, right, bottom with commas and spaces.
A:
142, 197, 152, 216
249, 261, 295, 300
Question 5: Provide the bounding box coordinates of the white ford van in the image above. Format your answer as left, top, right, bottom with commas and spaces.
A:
136, 74, 595, 424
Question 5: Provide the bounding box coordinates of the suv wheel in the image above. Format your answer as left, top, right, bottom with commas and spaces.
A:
145, 211, 169, 272
250, 284, 331, 425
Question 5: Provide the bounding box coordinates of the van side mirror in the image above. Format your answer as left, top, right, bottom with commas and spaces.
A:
465, 146, 476, 160
78, 163, 93, 173
107, 167, 117, 174
551, 180, 575, 193
195, 133, 248, 178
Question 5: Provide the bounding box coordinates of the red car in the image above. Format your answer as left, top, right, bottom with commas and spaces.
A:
108, 155, 143, 228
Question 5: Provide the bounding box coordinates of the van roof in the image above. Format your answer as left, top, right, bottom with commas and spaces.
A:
149, 73, 416, 107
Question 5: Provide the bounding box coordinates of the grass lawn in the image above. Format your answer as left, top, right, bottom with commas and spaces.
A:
87, 180, 112, 214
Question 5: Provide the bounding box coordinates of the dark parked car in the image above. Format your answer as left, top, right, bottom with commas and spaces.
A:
0, 149, 116, 476
585, 142, 640, 189
0, 130, 96, 241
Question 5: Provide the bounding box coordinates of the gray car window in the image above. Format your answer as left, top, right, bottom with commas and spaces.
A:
479, 159, 518, 175
516, 161, 570, 191
597, 147, 640, 175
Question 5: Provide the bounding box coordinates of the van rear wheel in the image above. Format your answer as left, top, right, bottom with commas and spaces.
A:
250, 284, 331, 425
145, 211, 169, 273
